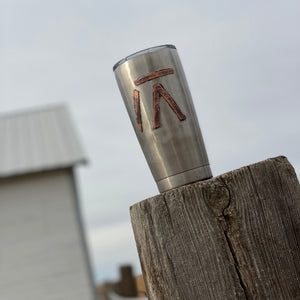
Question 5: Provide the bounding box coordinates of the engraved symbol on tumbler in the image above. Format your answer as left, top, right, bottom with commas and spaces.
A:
133, 68, 186, 132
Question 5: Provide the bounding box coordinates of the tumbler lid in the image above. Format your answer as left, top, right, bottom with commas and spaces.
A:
113, 44, 176, 71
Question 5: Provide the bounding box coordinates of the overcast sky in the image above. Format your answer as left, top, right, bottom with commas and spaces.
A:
1, 0, 299, 283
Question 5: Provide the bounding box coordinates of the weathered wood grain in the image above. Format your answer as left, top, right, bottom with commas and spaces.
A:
130, 156, 300, 299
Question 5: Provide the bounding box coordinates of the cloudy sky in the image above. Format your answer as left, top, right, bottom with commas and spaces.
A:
1, 0, 299, 283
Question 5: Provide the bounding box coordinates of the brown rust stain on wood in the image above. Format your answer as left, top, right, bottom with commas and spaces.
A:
133, 89, 143, 132
134, 68, 174, 86
153, 83, 186, 129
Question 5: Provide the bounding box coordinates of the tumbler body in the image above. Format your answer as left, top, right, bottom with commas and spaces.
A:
114, 45, 212, 192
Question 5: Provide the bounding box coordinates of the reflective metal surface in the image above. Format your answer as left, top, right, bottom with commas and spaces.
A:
114, 45, 212, 192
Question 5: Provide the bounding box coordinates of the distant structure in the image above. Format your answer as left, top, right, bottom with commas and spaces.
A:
0, 105, 96, 299
97, 265, 147, 300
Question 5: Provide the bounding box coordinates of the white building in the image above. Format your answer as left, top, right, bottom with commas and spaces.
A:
0, 105, 96, 300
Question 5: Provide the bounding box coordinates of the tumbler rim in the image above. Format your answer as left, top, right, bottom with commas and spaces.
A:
113, 44, 176, 71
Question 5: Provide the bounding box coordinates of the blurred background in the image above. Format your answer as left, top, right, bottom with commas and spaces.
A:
1, 0, 299, 293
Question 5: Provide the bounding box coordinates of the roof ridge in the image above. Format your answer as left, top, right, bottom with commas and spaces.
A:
0, 103, 68, 119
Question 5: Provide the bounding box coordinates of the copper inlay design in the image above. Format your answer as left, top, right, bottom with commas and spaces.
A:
134, 89, 143, 132
134, 68, 174, 86
153, 83, 186, 129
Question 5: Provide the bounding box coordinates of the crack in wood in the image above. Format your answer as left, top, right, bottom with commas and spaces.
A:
219, 176, 250, 300
223, 230, 249, 300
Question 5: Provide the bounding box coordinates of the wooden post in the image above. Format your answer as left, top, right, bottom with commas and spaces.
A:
130, 156, 299, 299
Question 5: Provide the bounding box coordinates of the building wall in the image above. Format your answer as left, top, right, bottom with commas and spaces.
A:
0, 168, 96, 300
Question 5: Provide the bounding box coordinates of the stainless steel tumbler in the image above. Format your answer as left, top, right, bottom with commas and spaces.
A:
113, 45, 212, 192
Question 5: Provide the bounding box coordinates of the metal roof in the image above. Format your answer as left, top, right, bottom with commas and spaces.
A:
0, 104, 87, 178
